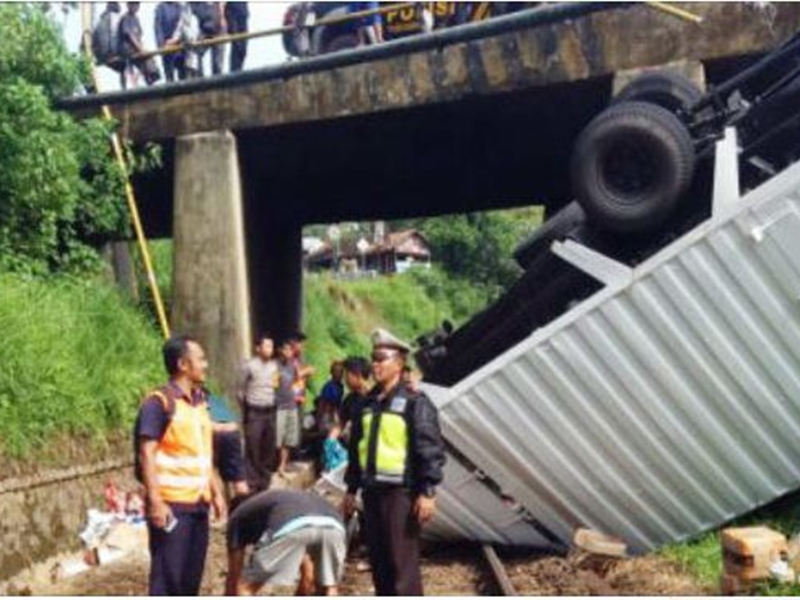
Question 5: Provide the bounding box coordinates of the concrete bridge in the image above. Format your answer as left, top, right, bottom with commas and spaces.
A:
61, 2, 800, 395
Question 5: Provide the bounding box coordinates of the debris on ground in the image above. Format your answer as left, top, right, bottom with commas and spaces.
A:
573, 527, 628, 558
48, 480, 148, 585
19, 529, 711, 596
505, 550, 709, 596
3, 468, 711, 596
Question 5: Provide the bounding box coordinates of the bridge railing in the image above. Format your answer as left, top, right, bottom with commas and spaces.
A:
83, 1, 701, 93
89, 3, 437, 73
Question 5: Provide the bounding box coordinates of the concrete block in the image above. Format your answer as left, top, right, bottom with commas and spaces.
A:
573, 527, 628, 557
721, 526, 788, 582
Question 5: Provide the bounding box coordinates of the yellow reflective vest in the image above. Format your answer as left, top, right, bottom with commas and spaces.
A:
345, 383, 445, 495
149, 390, 213, 504
357, 391, 412, 485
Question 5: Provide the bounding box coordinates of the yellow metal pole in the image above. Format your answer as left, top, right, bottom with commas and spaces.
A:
646, 1, 703, 24
81, 4, 172, 339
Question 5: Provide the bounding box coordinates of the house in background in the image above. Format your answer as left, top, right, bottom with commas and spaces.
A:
302, 236, 325, 256
305, 229, 432, 275
370, 230, 432, 274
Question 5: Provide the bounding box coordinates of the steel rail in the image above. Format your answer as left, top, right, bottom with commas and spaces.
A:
482, 544, 517, 596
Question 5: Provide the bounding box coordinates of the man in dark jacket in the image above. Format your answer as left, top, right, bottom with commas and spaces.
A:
340, 355, 371, 431
343, 328, 445, 596
154, 1, 185, 81
118, 2, 161, 88
190, 2, 226, 76
224, 1, 249, 72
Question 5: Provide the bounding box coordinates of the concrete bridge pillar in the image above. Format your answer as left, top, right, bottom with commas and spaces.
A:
172, 131, 251, 398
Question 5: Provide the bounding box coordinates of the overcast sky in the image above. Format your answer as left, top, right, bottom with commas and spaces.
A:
58, 2, 293, 91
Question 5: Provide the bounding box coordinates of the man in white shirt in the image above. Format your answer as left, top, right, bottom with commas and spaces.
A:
238, 333, 279, 491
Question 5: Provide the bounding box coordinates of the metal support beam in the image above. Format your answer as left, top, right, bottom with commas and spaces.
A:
551, 239, 633, 288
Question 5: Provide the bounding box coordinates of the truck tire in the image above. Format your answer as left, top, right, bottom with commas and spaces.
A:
513, 202, 586, 270
613, 71, 702, 115
571, 101, 696, 233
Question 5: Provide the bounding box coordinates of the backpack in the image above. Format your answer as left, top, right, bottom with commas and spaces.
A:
133, 390, 176, 483
91, 11, 121, 64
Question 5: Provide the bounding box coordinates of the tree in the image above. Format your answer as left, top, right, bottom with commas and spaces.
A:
0, 4, 132, 274
419, 209, 539, 298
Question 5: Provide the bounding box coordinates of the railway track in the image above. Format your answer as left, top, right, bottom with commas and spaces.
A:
482, 544, 517, 596
9, 516, 705, 596
2, 458, 704, 596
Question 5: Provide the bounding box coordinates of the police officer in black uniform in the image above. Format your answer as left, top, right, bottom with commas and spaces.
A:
343, 328, 446, 596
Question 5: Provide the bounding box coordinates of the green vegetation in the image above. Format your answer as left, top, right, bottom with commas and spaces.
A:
659, 491, 800, 594
0, 272, 163, 457
3, 9, 796, 592
0, 5, 166, 462
134, 239, 174, 329
0, 4, 158, 275
303, 276, 370, 396
302, 267, 489, 396
417, 208, 542, 299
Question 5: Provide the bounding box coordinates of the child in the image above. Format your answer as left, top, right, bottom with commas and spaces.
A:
316, 360, 344, 431
322, 423, 348, 473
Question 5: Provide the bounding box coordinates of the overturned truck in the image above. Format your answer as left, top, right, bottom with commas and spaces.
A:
422, 27, 800, 552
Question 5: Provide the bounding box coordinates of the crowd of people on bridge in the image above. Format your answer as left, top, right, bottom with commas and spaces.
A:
90, 2, 494, 90
134, 327, 445, 595
92, 2, 251, 89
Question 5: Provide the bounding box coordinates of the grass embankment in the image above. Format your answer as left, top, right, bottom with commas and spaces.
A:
0, 272, 163, 461
303, 268, 488, 396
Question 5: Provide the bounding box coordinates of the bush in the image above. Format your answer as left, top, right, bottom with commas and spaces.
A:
0, 4, 86, 98
408, 266, 492, 326
413, 207, 544, 300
